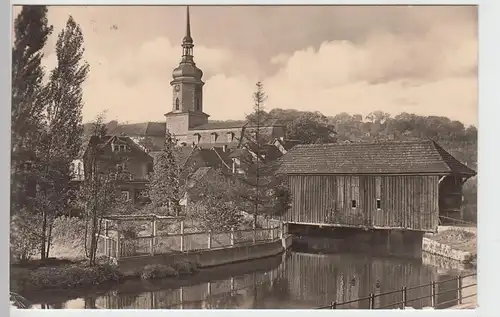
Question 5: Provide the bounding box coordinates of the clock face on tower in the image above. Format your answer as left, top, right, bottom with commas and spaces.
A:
174, 85, 180, 92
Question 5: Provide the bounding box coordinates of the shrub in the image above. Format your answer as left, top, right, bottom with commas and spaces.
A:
10, 263, 122, 292
10, 212, 43, 262
171, 260, 199, 275
140, 264, 179, 280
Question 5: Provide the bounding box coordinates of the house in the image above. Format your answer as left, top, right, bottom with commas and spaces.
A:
83, 135, 154, 204
277, 140, 476, 232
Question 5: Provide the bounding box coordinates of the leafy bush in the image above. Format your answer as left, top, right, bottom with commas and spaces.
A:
10, 263, 123, 292
10, 212, 42, 263
171, 260, 199, 275
140, 264, 179, 280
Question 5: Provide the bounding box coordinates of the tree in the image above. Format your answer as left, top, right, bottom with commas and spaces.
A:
237, 82, 291, 222
187, 169, 243, 232
11, 5, 53, 217
10, 5, 53, 262
35, 15, 90, 259
146, 131, 193, 216
77, 114, 121, 266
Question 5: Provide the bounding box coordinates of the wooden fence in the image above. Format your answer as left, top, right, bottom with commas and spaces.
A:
97, 224, 284, 260
316, 272, 477, 309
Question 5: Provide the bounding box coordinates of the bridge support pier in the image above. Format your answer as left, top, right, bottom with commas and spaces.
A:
289, 224, 424, 258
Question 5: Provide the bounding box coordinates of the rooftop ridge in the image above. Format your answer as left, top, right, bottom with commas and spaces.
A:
294, 139, 434, 148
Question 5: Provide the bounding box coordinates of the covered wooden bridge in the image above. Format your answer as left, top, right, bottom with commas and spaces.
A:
276, 140, 476, 256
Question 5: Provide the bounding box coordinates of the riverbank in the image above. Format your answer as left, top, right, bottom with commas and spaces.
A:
11, 234, 292, 294
10, 257, 200, 294
422, 226, 477, 265
21, 252, 285, 307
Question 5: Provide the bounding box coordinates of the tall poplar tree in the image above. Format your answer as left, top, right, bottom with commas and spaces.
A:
37, 15, 90, 259
11, 5, 53, 216
10, 6, 53, 261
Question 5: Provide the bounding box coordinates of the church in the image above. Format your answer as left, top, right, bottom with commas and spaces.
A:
135, 6, 286, 151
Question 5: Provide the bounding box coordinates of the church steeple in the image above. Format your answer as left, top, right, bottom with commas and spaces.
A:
182, 6, 194, 59
165, 5, 209, 144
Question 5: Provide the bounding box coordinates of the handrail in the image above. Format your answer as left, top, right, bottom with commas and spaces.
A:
316, 272, 476, 309
439, 215, 476, 226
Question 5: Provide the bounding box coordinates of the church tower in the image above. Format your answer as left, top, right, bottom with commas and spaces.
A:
165, 6, 209, 142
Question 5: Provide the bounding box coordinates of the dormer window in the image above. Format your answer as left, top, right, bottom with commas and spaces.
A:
211, 132, 218, 143
193, 133, 201, 144
226, 132, 234, 142
116, 163, 126, 173
112, 144, 128, 152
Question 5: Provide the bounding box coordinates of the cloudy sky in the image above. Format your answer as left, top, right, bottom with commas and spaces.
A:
15, 5, 478, 126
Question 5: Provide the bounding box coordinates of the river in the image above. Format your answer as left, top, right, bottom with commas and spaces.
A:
25, 250, 475, 310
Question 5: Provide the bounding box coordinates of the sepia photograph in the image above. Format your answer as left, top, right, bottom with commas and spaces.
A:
10, 4, 478, 310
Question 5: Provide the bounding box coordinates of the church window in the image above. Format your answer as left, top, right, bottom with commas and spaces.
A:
194, 133, 201, 144
211, 133, 218, 143
175, 97, 180, 111
195, 96, 200, 111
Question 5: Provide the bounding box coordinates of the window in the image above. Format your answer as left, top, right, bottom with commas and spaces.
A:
376, 199, 381, 209
226, 132, 234, 142
121, 191, 130, 201
195, 96, 200, 111
116, 163, 125, 172
351, 200, 357, 208
175, 97, 180, 110
211, 133, 218, 143
193, 133, 201, 144
112, 144, 128, 152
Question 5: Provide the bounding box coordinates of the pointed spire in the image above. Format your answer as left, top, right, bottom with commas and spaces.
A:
183, 6, 193, 44
186, 6, 191, 39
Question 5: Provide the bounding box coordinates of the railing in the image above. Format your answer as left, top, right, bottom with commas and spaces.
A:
316, 273, 476, 309
439, 216, 476, 227
98, 225, 283, 259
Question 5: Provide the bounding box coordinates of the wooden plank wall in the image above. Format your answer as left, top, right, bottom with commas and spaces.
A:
283, 175, 439, 232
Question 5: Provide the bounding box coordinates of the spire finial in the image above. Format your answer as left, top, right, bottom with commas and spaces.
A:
186, 6, 191, 39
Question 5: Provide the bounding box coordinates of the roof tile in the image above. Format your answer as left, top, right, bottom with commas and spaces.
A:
277, 140, 476, 176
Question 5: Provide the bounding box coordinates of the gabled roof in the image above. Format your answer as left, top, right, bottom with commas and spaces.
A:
189, 118, 284, 131
274, 138, 302, 152
110, 122, 166, 137
277, 139, 477, 176
84, 135, 152, 161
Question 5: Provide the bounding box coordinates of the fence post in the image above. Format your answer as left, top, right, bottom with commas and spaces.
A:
104, 220, 109, 257
180, 220, 184, 252
116, 221, 121, 260
401, 286, 407, 309
280, 223, 284, 239
207, 230, 212, 249
253, 222, 256, 244
369, 293, 375, 309
431, 281, 436, 308
230, 227, 235, 247
330, 301, 337, 309
150, 217, 156, 256
457, 276, 463, 305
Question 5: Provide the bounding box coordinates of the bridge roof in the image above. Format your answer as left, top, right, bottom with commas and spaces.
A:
277, 139, 476, 176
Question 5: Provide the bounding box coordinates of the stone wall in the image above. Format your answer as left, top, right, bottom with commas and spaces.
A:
422, 237, 475, 264
117, 235, 293, 276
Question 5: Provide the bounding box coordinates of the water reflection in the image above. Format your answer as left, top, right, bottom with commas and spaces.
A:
30, 251, 474, 309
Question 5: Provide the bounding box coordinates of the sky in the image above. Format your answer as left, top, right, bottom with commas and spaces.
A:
14, 5, 478, 126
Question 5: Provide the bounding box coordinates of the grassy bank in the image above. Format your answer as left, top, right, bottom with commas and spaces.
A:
10, 258, 199, 294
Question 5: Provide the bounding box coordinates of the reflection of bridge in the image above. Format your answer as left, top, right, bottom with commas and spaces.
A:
91, 251, 472, 309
